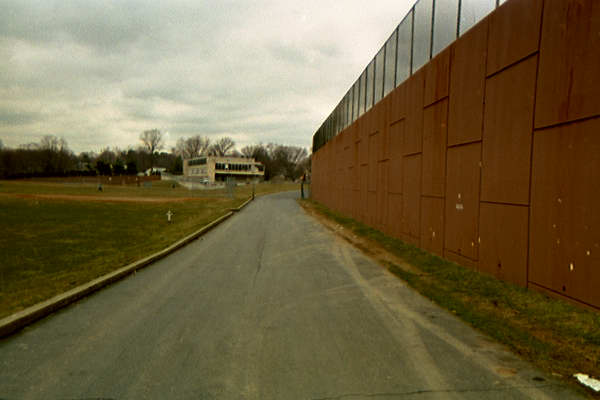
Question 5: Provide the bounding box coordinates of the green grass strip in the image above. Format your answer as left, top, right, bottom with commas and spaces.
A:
301, 199, 600, 393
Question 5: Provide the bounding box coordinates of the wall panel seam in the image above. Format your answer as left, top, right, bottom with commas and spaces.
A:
533, 114, 600, 132
447, 139, 482, 149
480, 200, 529, 207
422, 194, 445, 200
424, 95, 450, 109
529, 282, 600, 311
445, 249, 478, 262
526, 0, 546, 288
486, 51, 540, 79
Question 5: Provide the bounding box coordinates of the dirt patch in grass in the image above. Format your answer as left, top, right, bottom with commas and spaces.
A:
0, 179, 299, 200
0, 193, 201, 203
299, 198, 600, 397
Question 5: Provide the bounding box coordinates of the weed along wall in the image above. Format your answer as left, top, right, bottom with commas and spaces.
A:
311, 0, 600, 310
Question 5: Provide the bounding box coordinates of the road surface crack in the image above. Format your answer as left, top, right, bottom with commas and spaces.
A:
252, 231, 267, 287
310, 384, 558, 399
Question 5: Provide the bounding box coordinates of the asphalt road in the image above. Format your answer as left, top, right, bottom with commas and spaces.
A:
0, 192, 584, 399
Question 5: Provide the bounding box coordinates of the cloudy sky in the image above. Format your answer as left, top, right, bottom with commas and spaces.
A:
1, 0, 414, 154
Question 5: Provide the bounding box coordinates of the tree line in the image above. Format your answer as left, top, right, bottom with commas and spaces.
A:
0, 130, 310, 181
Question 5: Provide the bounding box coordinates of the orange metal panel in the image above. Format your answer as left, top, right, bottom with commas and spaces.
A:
535, 0, 600, 128
377, 161, 389, 231
482, 56, 537, 205
486, 0, 543, 75
529, 119, 600, 308
368, 133, 378, 192
322, 144, 330, 206
360, 112, 371, 148
359, 138, 367, 166
388, 193, 403, 239
389, 81, 408, 124
388, 120, 404, 194
379, 97, 391, 162
424, 47, 451, 107
402, 154, 422, 241
365, 104, 376, 136
422, 99, 448, 197
448, 18, 488, 146
404, 235, 420, 247
404, 70, 425, 155
444, 249, 479, 270
344, 145, 351, 171
420, 196, 445, 257
352, 121, 360, 143
444, 143, 481, 261
372, 100, 385, 139
344, 173, 353, 216
379, 97, 389, 161
344, 126, 353, 149
367, 191, 377, 227
348, 166, 356, 198
352, 189, 360, 220
359, 164, 368, 223
479, 202, 528, 287
336, 139, 344, 211
352, 143, 360, 191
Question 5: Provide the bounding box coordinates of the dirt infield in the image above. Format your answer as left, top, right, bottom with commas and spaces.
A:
0, 193, 200, 203
15, 176, 161, 186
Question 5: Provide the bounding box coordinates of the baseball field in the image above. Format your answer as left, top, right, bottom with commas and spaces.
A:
0, 179, 298, 318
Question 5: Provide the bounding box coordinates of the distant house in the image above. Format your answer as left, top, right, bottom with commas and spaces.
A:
183, 156, 264, 183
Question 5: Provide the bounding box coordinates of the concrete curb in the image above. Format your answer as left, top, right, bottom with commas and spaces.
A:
0, 196, 255, 339
230, 195, 253, 212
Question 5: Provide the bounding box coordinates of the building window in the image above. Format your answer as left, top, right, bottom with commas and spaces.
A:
188, 158, 207, 166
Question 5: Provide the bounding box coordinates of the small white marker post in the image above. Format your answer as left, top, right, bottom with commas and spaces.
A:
166, 210, 173, 223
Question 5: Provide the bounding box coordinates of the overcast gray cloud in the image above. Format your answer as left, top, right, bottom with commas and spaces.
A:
0, 0, 414, 153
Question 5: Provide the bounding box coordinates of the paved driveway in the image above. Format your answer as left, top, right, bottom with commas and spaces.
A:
0, 192, 583, 399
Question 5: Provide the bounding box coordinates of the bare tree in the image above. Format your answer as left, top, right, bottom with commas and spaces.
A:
175, 135, 211, 158
39, 135, 60, 151
241, 144, 264, 158
209, 137, 235, 156
286, 146, 308, 165
140, 129, 164, 173
38, 135, 73, 173
140, 129, 164, 154
97, 147, 117, 164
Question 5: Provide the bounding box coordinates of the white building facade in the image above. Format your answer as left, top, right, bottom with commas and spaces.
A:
183, 156, 264, 183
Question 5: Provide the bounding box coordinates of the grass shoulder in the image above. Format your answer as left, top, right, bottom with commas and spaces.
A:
299, 198, 600, 397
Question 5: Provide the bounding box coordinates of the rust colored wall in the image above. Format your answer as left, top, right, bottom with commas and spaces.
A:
311, 0, 600, 310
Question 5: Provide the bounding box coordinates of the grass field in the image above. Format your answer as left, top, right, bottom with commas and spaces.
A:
0, 179, 299, 318
299, 198, 600, 396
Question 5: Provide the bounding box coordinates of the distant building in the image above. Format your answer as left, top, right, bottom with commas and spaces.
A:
183, 156, 264, 183
144, 167, 167, 176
